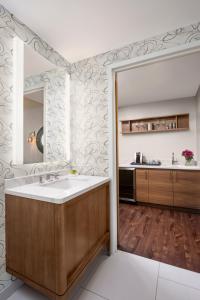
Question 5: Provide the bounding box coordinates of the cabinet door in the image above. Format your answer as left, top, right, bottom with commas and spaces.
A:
136, 169, 149, 202
6, 196, 56, 292
148, 170, 173, 206
173, 171, 200, 209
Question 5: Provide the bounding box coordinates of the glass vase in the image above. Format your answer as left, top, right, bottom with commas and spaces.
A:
185, 159, 193, 166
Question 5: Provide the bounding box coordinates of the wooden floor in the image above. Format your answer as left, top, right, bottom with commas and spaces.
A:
118, 203, 200, 273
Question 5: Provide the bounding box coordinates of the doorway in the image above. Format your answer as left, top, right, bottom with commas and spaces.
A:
110, 45, 199, 272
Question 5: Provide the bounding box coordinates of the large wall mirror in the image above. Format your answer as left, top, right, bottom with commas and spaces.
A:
13, 38, 70, 165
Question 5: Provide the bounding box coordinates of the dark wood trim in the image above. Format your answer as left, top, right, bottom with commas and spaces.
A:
115, 73, 120, 246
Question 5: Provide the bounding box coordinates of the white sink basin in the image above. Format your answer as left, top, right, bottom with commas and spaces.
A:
5, 175, 110, 204
40, 177, 88, 190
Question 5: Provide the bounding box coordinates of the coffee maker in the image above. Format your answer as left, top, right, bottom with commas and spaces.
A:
134, 152, 143, 164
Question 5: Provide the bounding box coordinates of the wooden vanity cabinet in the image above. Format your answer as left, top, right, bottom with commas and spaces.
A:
148, 170, 173, 206
173, 171, 200, 209
136, 169, 149, 202
6, 183, 110, 300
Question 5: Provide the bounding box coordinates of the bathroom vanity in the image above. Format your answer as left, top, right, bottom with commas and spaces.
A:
5, 175, 110, 300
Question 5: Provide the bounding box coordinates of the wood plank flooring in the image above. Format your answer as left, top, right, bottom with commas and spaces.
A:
118, 203, 200, 273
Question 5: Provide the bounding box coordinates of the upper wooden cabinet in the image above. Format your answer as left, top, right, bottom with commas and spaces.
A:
148, 170, 173, 206
136, 169, 149, 203
173, 171, 200, 209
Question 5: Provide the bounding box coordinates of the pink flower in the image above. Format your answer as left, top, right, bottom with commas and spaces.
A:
182, 149, 194, 159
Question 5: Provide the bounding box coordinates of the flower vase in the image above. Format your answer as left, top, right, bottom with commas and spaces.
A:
185, 159, 193, 166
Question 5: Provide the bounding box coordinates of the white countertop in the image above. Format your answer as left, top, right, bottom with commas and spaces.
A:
119, 164, 200, 170
5, 175, 110, 204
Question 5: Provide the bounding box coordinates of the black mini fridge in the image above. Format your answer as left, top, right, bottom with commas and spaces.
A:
119, 167, 136, 203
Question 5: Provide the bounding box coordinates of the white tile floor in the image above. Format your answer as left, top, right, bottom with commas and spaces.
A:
7, 251, 200, 300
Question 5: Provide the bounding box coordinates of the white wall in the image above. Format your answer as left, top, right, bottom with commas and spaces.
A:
24, 98, 43, 164
118, 97, 197, 165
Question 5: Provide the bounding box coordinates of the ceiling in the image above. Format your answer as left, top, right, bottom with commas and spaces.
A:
1, 0, 200, 62
24, 89, 44, 104
117, 51, 200, 107
24, 44, 55, 78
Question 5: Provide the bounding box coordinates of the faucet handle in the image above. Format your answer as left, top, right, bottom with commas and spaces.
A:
46, 173, 60, 181
46, 174, 51, 181
55, 173, 60, 179
39, 175, 45, 184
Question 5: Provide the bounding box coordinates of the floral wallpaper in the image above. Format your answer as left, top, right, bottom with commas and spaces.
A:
24, 68, 68, 162
0, 1, 200, 295
0, 29, 15, 293
0, 4, 70, 294
70, 22, 200, 176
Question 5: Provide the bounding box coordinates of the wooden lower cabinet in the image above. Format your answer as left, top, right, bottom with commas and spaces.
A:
173, 171, 200, 209
148, 170, 173, 206
136, 168, 200, 210
6, 183, 110, 300
136, 169, 149, 202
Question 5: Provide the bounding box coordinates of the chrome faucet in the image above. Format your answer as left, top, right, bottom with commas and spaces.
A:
172, 152, 178, 165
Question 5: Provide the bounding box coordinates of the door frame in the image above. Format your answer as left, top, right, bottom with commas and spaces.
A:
107, 40, 200, 255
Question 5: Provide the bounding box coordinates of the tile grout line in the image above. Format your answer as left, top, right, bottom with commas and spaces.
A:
158, 275, 200, 292
81, 287, 111, 300
155, 263, 160, 300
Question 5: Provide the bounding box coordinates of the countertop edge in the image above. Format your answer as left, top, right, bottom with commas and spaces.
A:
5, 177, 110, 204
119, 165, 200, 171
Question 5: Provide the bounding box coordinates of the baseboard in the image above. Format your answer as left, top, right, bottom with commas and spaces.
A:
0, 279, 23, 300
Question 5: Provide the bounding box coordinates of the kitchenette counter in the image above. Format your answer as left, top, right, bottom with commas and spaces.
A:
119, 164, 200, 170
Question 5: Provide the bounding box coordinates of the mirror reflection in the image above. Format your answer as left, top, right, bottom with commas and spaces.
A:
24, 88, 44, 163
23, 44, 56, 164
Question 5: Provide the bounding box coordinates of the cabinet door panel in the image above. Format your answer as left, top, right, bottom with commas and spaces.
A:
6, 196, 56, 292
136, 169, 149, 202
173, 171, 200, 209
148, 170, 173, 206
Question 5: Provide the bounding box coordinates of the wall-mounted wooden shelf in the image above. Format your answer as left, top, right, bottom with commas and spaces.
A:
121, 114, 189, 134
